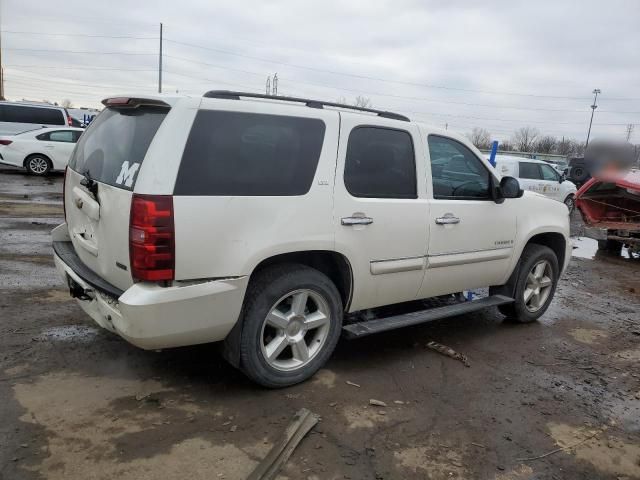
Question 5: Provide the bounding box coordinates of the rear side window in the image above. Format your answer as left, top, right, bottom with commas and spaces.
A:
175, 110, 326, 196
69, 107, 167, 190
519, 162, 542, 180
344, 127, 417, 199
0, 104, 65, 125
37, 130, 76, 142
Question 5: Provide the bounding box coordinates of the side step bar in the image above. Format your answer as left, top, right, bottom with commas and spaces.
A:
342, 295, 514, 339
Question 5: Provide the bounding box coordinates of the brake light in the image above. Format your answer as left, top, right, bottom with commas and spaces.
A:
63, 166, 68, 222
0, 139, 12, 146
129, 194, 175, 282
65, 109, 73, 126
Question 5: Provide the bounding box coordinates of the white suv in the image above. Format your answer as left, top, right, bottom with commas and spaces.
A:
52, 92, 571, 387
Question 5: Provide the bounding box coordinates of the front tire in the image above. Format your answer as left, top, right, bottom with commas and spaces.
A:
564, 194, 575, 213
496, 244, 559, 323
25, 155, 51, 176
239, 264, 343, 388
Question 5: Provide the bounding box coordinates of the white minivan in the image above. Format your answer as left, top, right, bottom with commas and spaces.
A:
493, 155, 577, 212
0, 101, 73, 136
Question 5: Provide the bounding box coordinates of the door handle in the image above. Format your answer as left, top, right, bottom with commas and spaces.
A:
435, 214, 460, 225
341, 216, 373, 226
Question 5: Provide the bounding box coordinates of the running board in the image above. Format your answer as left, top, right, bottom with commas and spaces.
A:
342, 295, 514, 339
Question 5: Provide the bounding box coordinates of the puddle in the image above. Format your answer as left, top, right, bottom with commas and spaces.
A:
571, 237, 638, 260
38, 325, 99, 342
568, 328, 609, 345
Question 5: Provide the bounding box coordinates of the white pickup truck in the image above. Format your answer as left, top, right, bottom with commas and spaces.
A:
52, 92, 571, 387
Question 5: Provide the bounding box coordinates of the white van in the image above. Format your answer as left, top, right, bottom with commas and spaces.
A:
0, 102, 73, 136
493, 155, 577, 212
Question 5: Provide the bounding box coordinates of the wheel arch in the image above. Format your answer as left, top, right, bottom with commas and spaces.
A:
526, 232, 567, 271
223, 250, 353, 368
23, 153, 53, 169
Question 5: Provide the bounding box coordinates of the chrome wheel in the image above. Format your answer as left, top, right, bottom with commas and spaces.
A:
260, 289, 331, 372
524, 260, 554, 312
564, 195, 575, 212
28, 157, 49, 174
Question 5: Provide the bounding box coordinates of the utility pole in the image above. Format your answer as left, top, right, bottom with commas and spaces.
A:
265, 75, 271, 95
585, 88, 600, 148
0, 0, 5, 101
158, 23, 163, 94
625, 124, 634, 142
272, 73, 278, 96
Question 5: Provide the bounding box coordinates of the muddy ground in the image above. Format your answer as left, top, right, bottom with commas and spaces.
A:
0, 168, 639, 480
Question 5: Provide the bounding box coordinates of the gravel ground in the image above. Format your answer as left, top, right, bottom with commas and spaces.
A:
0, 169, 639, 480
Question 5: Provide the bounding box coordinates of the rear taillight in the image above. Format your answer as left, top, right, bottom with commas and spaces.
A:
63, 166, 68, 222
0, 139, 12, 146
129, 194, 175, 282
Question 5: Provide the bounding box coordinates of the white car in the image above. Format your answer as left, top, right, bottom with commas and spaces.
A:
52, 92, 571, 387
0, 127, 84, 175
493, 155, 577, 212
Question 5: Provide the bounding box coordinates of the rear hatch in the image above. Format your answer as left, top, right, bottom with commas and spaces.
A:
64, 100, 169, 291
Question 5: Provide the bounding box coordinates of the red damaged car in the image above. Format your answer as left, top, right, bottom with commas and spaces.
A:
575, 169, 640, 256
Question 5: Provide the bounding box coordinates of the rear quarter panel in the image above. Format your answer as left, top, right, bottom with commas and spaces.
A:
171, 100, 341, 279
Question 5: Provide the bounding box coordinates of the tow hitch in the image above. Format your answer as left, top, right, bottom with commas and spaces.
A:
67, 275, 94, 301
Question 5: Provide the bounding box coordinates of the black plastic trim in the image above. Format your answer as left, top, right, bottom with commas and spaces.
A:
203, 90, 410, 122
53, 241, 125, 298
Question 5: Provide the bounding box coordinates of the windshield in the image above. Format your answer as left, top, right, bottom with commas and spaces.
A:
69, 106, 167, 190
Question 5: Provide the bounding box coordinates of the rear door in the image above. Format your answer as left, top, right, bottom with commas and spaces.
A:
334, 114, 428, 311
518, 161, 544, 195
37, 130, 77, 169
65, 104, 169, 291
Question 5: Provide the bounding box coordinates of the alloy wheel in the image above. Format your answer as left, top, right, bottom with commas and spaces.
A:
29, 157, 48, 174
523, 260, 554, 312
260, 289, 331, 371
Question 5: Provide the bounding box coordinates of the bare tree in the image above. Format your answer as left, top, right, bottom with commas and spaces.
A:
498, 140, 515, 152
535, 135, 557, 154
354, 96, 372, 108
467, 127, 492, 149
61, 99, 73, 108
512, 127, 540, 152
556, 137, 572, 156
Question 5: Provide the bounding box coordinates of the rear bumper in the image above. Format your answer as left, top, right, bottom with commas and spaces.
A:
52, 235, 248, 350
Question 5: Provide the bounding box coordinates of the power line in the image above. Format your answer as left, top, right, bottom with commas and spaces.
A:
4, 48, 156, 56
164, 38, 640, 101
6, 64, 157, 71
2, 30, 158, 40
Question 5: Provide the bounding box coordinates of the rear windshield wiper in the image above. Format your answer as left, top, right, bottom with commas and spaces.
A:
80, 170, 100, 203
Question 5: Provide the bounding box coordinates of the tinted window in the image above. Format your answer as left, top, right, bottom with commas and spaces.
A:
344, 127, 416, 199
540, 164, 559, 181
175, 110, 326, 196
0, 104, 64, 125
519, 162, 542, 180
427, 135, 491, 199
69, 107, 167, 190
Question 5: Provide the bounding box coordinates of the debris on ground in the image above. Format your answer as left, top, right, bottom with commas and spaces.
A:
426, 341, 471, 367
346, 381, 361, 388
247, 408, 319, 480
369, 399, 387, 407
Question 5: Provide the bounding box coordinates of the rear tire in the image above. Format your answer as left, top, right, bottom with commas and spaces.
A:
496, 244, 559, 323
239, 264, 343, 388
25, 155, 51, 176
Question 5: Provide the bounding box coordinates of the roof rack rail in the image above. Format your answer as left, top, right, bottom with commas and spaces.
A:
203, 90, 410, 122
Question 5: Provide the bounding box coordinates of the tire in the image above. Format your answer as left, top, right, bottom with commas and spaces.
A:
570, 165, 588, 183
239, 264, 343, 388
25, 155, 51, 176
563, 194, 576, 214
597, 239, 623, 255
496, 244, 559, 323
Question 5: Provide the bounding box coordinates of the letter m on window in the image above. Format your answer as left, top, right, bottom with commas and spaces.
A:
115, 161, 140, 188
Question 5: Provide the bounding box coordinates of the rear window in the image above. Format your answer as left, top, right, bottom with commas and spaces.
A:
69, 107, 167, 190
0, 104, 65, 125
174, 110, 326, 196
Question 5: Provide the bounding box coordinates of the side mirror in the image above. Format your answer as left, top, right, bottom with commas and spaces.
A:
499, 176, 523, 200
559, 172, 565, 184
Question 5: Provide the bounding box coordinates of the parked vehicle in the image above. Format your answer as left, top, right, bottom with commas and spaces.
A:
0, 127, 84, 175
576, 169, 640, 256
52, 92, 571, 387
493, 155, 577, 212
0, 101, 73, 136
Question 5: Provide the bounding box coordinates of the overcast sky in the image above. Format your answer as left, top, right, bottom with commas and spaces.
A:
2, 0, 639, 142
